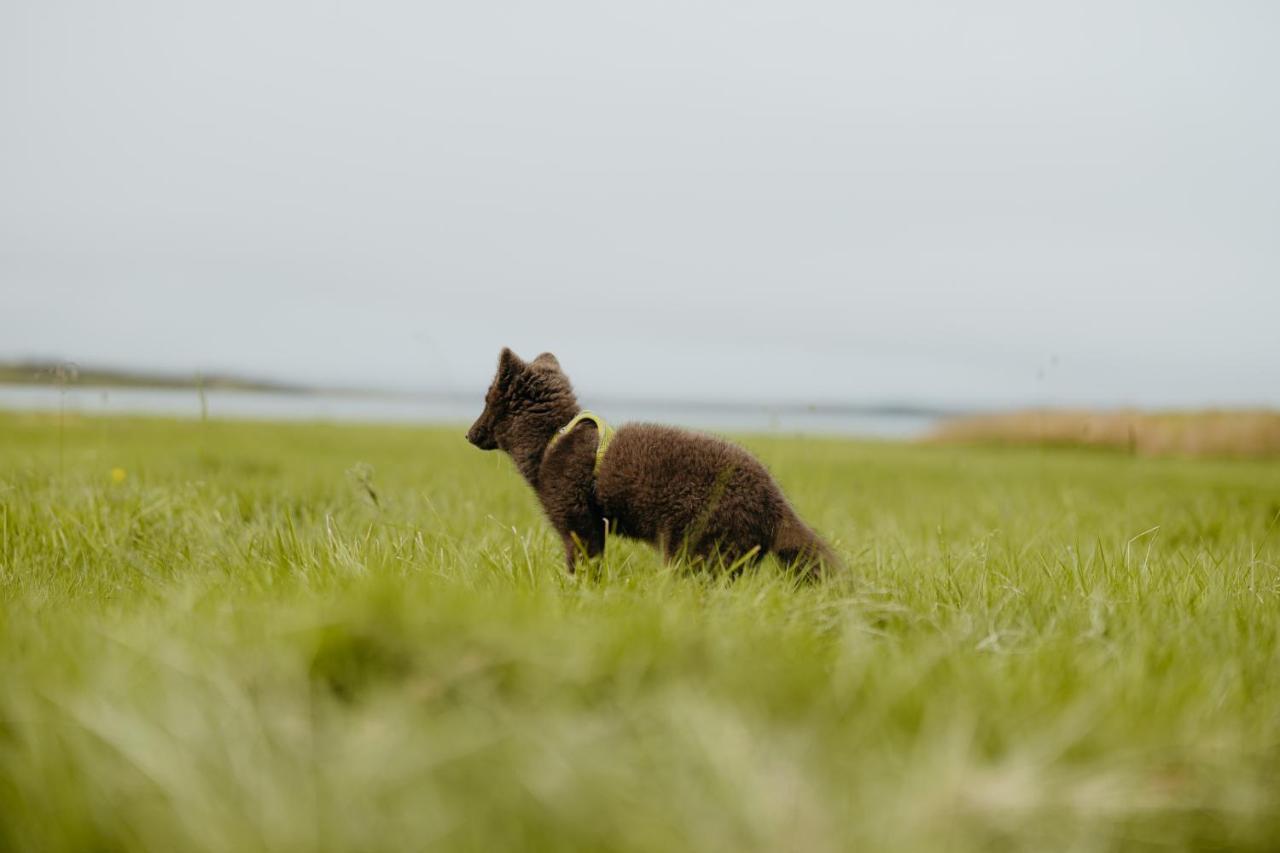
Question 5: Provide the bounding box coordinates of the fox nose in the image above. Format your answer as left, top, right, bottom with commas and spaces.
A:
466, 421, 496, 449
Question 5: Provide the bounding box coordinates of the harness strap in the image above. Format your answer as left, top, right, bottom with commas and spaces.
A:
546, 410, 614, 474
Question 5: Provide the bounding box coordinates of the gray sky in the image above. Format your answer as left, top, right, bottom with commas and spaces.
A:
3, 0, 1278, 408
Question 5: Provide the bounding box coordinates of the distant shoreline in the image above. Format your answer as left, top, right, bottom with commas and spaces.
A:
0, 361, 310, 394
0, 361, 963, 418
0, 380, 941, 439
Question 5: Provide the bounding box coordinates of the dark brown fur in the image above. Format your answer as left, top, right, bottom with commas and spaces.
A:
466, 348, 838, 578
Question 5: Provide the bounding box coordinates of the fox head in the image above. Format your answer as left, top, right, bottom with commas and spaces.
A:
466, 348, 576, 453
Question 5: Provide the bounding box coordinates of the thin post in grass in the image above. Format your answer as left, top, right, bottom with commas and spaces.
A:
197, 370, 209, 457
57, 368, 64, 481
54, 361, 78, 484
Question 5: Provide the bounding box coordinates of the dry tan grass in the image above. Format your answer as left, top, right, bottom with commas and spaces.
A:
929, 409, 1280, 458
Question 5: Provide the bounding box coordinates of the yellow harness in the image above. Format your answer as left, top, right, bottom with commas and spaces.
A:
546, 410, 615, 474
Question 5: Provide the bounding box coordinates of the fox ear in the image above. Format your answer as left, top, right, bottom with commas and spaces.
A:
531, 352, 560, 370
497, 347, 525, 384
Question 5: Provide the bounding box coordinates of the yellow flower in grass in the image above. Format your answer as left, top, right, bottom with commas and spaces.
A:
111, 467, 127, 483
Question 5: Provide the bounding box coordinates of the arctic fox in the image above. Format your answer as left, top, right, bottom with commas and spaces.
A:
466, 348, 838, 577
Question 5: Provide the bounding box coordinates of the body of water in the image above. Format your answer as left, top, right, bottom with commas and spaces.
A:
0, 384, 941, 438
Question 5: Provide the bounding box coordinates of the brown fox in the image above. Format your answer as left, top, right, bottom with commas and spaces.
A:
466, 348, 839, 577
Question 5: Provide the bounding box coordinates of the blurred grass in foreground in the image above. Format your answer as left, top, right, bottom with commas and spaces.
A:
932, 408, 1280, 458
1, 411, 1278, 852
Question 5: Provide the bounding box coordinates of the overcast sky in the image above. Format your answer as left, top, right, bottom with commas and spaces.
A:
2, 0, 1277, 408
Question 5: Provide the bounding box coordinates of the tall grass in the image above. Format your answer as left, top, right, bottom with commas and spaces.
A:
1, 411, 1278, 851
932, 408, 1280, 458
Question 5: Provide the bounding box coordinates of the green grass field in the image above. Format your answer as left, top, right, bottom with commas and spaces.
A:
1, 412, 1278, 852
